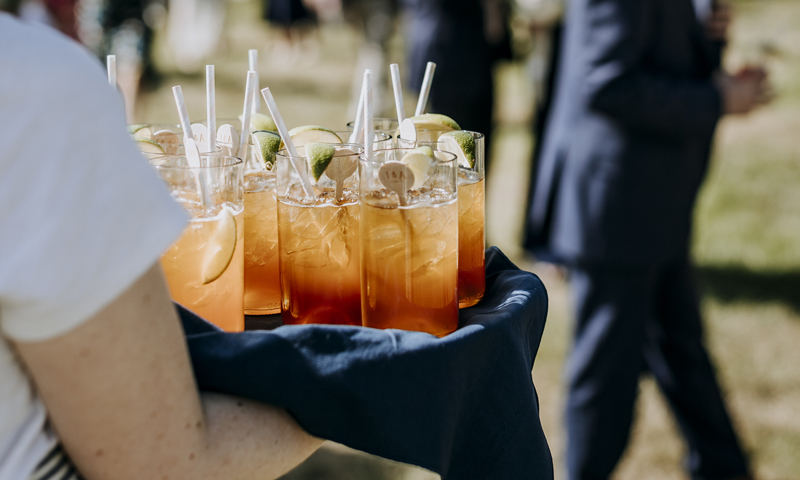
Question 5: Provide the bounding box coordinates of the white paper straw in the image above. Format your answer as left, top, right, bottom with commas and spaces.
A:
390, 63, 405, 124
238, 71, 257, 160
414, 61, 436, 116
249, 49, 260, 113
172, 86, 193, 146
172, 85, 208, 207
107, 55, 116, 87
206, 65, 216, 154
348, 74, 367, 144
261, 87, 315, 199
364, 70, 373, 163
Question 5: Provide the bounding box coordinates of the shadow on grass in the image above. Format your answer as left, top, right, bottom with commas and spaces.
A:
696, 265, 800, 314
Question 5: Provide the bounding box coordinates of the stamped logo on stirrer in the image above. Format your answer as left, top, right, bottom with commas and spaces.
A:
216, 125, 239, 157
153, 130, 179, 154
399, 118, 417, 143
327, 148, 358, 203
379, 162, 414, 206
191, 124, 209, 152
183, 136, 202, 168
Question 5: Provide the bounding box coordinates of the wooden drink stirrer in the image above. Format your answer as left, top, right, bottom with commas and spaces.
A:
327, 148, 358, 204
379, 162, 414, 206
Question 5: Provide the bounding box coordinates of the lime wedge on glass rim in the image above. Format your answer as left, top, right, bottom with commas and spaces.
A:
286, 125, 342, 148
397, 114, 460, 143
305, 142, 337, 182
400, 146, 435, 190
202, 207, 237, 285
133, 135, 165, 154
240, 112, 278, 134
409, 113, 460, 132
128, 124, 152, 138
252, 131, 282, 169
439, 131, 476, 168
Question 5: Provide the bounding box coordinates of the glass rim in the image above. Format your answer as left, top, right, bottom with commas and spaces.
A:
359, 147, 458, 165
149, 152, 244, 171
130, 122, 182, 132
397, 130, 486, 142
131, 119, 246, 131
144, 144, 225, 159
330, 131, 392, 142
345, 117, 399, 127
275, 143, 365, 160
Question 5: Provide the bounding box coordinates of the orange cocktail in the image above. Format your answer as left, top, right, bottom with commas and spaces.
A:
244, 170, 281, 314
161, 209, 244, 331
400, 130, 487, 308
153, 153, 245, 332
458, 173, 485, 307
276, 146, 362, 326
455, 132, 486, 308
360, 148, 459, 337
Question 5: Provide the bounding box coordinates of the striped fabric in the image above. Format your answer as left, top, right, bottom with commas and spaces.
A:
29, 444, 84, 480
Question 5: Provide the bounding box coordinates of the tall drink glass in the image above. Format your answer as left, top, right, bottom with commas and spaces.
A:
151, 153, 245, 332
276, 145, 363, 326
397, 135, 487, 308
243, 143, 280, 315
359, 148, 459, 336
454, 133, 486, 308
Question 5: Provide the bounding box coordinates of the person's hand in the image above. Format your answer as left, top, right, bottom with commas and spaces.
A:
717, 66, 773, 115
705, 1, 732, 41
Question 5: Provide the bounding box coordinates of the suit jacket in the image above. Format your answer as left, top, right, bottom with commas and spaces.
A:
525, 0, 724, 265
401, 0, 510, 104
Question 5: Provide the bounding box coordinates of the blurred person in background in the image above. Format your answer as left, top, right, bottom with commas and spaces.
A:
264, 0, 320, 66
165, 0, 224, 75
10, 0, 159, 120
77, 0, 164, 119
517, 0, 564, 266
524, 0, 770, 479
13, 0, 78, 38
0, 7, 322, 480
400, 0, 512, 173
342, 0, 398, 117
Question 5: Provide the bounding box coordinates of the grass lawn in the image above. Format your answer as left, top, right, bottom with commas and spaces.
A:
135, 1, 800, 478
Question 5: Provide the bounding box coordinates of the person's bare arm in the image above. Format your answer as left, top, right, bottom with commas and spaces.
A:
13, 263, 323, 480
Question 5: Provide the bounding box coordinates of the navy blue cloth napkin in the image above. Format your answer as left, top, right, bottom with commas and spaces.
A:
180, 247, 553, 479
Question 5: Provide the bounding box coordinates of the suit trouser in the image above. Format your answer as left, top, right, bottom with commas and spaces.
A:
565, 259, 750, 480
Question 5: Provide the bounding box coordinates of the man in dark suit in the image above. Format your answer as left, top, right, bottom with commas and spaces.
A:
524, 0, 769, 478
401, 0, 511, 171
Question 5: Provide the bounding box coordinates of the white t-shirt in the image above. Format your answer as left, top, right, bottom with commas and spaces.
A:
0, 14, 188, 479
